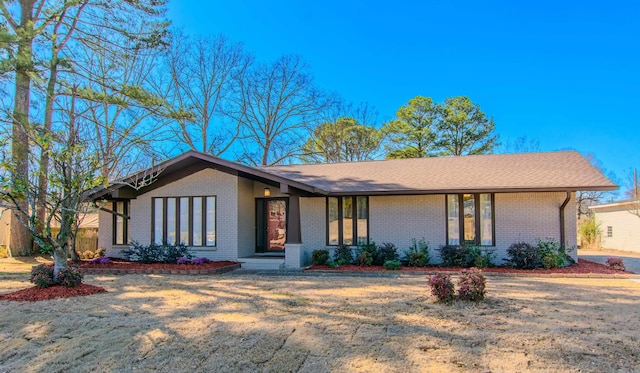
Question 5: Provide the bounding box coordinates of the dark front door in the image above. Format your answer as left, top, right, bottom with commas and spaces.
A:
256, 199, 287, 252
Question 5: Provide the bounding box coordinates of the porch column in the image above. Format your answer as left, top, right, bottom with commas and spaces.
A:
287, 195, 302, 244
285, 194, 305, 268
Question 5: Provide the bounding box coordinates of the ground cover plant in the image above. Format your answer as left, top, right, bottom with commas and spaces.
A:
606, 257, 626, 271
1, 270, 639, 372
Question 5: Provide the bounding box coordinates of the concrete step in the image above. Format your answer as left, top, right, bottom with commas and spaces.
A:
239, 257, 285, 270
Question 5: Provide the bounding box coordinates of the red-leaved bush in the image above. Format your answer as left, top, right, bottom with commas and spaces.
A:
427, 273, 455, 303
457, 268, 486, 301
605, 257, 625, 271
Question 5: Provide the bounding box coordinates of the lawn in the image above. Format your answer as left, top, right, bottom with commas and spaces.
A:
1, 269, 639, 372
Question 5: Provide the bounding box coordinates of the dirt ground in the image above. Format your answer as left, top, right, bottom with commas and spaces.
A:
1, 270, 640, 372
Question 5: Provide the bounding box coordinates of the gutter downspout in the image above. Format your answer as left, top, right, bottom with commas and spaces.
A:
559, 192, 571, 248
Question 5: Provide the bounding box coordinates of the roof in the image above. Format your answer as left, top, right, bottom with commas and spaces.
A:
260, 151, 617, 195
589, 200, 639, 211
88, 150, 617, 200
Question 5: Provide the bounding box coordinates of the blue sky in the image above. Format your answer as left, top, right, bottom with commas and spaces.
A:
167, 1, 639, 192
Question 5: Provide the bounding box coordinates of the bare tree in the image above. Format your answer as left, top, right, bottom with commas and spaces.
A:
162, 32, 252, 156
235, 55, 329, 166
576, 153, 618, 218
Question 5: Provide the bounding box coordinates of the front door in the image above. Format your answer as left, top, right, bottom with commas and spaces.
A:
256, 199, 287, 252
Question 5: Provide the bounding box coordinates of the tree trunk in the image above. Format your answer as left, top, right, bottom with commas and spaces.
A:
53, 247, 68, 279
10, 0, 37, 257
35, 59, 59, 253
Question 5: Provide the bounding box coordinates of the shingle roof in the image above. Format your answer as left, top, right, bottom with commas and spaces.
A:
260, 151, 617, 195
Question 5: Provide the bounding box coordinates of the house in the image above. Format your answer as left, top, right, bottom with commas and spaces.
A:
589, 200, 640, 254
88, 151, 616, 269
0, 207, 99, 256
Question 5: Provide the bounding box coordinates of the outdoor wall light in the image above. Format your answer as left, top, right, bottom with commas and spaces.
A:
264, 187, 271, 197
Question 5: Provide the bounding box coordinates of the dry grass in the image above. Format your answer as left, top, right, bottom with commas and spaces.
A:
1, 270, 639, 372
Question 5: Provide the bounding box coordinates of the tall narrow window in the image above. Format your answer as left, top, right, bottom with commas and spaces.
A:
342, 197, 353, 245
206, 196, 216, 246
192, 197, 203, 246
179, 197, 189, 244
328, 197, 339, 245
113, 201, 128, 245
463, 194, 476, 244
327, 196, 368, 245
166, 198, 177, 245
446, 193, 494, 246
153, 198, 164, 244
447, 195, 460, 245
152, 196, 216, 247
479, 194, 493, 245
356, 196, 368, 245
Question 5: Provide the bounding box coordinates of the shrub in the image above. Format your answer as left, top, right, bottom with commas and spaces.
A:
57, 266, 83, 287
375, 242, 399, 265
333, 245, 353, 265
31, 264, 55, 288
457, 268, 486, 301
121, 241, 192, 263
505, 242, 543, 269
191, 257, 211, 265
606, 257, 625, 271
542, 252, 564, 269
311, 249, 330, 265
474, 249, 496, 268
89, 257, 111, 264
176, 257, 190, 265
82, 250, 95, 260
427, 273, 455, 303
357, 251, 374, 266
439, 245, 488, 267
405, 238, 430, 267
578, 215, 600, 247
383, 260, 401, 270
95, 247, 106, 258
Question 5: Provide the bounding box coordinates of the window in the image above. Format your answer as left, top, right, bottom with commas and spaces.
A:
446, 193, 494, 246
152, 196, 216, 247
327, 196, 368, 245
607, 226, 613, 238
113, 201, 129, 245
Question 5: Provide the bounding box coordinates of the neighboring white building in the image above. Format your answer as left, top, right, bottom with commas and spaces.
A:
88, 151, 617, 269
590, 200, 640, 254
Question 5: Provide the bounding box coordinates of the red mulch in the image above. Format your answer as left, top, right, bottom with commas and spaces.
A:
0, 284, 107, 302
75, 258, 239, 270
1, 259, 239, 302
307, 259, 634, 274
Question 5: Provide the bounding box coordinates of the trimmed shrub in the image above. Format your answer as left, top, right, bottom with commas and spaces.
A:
357, 251, 374, 266
357, 242, 377, 266
439, 245, 488, 267
31, 264, 55, 288
333, 245, 353, 265
505, 242, 543, 269
427, 273, 455, 303
375, 242, 399, 265
457, 268, 486, 301
311, 249, 330, 265
405, 238, 430, 267
606, 257, 625, 271
383, 260, 401, 270
121, 241, 192, 263
57, 266, 83, 287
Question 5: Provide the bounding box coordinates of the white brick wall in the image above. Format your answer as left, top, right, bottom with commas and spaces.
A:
495, 192, 577, 261
102, 168, 240, 261
595, 207, 640, 253
370, 195, 446, 256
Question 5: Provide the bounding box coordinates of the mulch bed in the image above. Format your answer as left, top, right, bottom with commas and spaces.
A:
307, 259, 635, 275
75, 258, 240, 272
1, 259, 241, 302
0, 284, 107, 302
